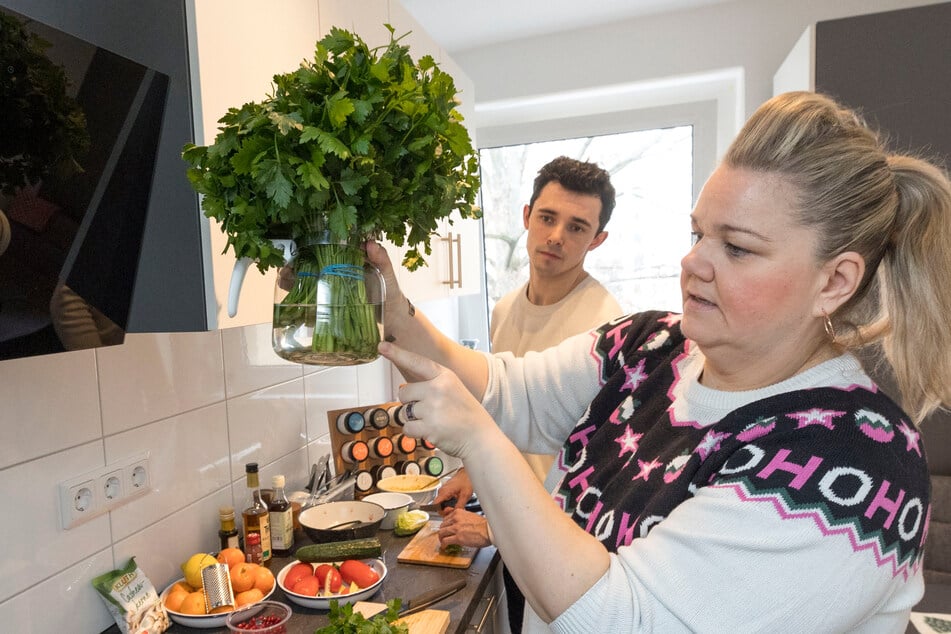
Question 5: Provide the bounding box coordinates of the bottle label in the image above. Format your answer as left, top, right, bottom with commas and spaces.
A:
270, 509, 294, 551
259, 515, 271, 561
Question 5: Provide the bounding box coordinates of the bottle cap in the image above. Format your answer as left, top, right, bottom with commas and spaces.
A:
245, 462, 258, 473
272, 475, 285, 488
219, 506, 235, 520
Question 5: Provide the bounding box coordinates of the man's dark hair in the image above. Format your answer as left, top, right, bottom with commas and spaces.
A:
528, 156, 616, 233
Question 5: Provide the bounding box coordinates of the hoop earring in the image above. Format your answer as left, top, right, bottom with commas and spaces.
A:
823, 310, 837, 344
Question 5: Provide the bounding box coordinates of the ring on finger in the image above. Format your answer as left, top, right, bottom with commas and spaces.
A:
403, 400, 419, 422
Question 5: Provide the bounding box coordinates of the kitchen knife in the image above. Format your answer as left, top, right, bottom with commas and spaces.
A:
353, 577, 466, 619
398, 577, 467, 616
416, 496, 456, 513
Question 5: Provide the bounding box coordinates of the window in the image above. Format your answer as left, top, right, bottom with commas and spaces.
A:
479, 125, 693, 316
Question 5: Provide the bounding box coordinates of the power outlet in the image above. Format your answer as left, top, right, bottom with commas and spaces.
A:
59, 474, 103, 529
98, 468, 124, 509
123, 452, 151, 498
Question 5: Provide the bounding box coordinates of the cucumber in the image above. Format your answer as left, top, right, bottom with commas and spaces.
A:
295, 537, 382, 563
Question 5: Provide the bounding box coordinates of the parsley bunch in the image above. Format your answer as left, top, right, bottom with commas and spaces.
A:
182, 25, 480, 273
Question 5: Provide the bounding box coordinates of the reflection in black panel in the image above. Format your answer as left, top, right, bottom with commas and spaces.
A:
0, 6, 168, 359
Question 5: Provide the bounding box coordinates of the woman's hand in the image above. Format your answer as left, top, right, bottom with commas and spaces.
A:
438, 508, 491, 548
379, 341, 494, 457
434, 469, 474, 511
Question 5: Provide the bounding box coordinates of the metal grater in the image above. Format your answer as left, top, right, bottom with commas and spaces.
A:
201, 563, 235, 612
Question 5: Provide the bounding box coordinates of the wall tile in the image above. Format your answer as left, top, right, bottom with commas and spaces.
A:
97, 331, 226, 433
304, 366, 360, 442
0, 349, 101, 468
0, 442, 110, 603
0, 548, 115, 634
356, 356, 393, 405
222, 322, 302, 397
227, 379, 307, 482
105, 403, 232, 541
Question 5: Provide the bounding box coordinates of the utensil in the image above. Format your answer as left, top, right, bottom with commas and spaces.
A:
416, 466, 461, 491
354, 577, 466, 618
416, 497, 456, 514
201, 564, 235, 612
325, 519, 363, 530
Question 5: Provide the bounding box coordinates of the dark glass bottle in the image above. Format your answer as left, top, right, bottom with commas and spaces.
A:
218, 505, 240, 551
268, 474, 294, 557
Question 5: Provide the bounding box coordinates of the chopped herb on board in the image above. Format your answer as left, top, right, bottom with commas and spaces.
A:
315, 599, 409, 634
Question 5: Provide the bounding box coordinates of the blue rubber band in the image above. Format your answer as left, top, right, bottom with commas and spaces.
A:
320, 264, 363, 280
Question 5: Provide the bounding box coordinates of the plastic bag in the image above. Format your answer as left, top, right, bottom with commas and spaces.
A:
92, 557, 170, 634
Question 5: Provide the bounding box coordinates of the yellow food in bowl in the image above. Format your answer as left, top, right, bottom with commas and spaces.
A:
377, 474, 438, 492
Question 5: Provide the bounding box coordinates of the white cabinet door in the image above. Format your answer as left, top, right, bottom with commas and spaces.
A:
188, 0, 322, 329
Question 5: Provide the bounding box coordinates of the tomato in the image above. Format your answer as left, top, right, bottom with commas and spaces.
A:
293, 575, 320, 597
339, 559, 380, 588
315, 564, 342, 593
283, 562, 314, 592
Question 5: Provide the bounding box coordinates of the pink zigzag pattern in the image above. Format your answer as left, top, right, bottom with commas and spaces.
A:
711, 480, 922, 581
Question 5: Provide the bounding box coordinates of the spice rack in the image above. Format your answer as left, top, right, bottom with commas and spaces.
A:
326, 401, 445, 498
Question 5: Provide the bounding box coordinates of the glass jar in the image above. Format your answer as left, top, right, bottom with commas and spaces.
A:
272, 235, 384, 365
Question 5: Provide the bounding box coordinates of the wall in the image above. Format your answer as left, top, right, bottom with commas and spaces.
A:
454, 0, 947, 168
0, 1, 467, 632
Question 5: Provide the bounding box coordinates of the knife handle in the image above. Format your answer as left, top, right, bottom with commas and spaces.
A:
400, 577, 467, 616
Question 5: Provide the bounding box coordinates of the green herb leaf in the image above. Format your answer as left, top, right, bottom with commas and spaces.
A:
181, 25, 481, 270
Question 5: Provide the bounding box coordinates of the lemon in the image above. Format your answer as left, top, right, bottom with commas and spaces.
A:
181, 553, 217, 588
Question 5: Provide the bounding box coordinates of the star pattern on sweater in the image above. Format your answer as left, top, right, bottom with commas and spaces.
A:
788, 407, 845, 431
633, 458, 663, 481
615, 426, 644, 458
659, 313, 682, 327
695, 429, 731, 461
609, 395, 638, 425
897, 421, 922, 456
622, 358, 648, 392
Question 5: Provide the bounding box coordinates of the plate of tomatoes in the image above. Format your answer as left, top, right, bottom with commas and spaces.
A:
276, 558, 386, 609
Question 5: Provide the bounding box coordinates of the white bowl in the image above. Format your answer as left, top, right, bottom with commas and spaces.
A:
376, 474, 440, 505
276, 558, 386, 609
160, 576, 275, 629
362, 492, 413, 530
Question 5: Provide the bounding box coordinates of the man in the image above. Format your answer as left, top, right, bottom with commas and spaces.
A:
437, 156, 623, 633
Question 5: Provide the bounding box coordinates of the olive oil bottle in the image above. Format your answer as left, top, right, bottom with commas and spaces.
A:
242, 463, 271, 565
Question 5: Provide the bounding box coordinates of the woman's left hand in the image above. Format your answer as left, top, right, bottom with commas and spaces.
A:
378, 341, 493, 458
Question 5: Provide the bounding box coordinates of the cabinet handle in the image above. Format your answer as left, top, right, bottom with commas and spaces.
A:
441, 232, 463, 289
467, 594, 496, 633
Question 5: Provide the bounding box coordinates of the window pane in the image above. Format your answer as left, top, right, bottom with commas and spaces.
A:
480, 126, 692, 316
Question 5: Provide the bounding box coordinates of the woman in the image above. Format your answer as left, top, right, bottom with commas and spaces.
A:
368, 91, 951, 632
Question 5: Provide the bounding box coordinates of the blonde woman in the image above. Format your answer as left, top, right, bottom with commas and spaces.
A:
371, 91, 951, 633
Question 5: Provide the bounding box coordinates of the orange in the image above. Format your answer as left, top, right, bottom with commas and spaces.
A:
230, 562, 257, 594
216, 547, 245, 571
235, 588, 264, 607
164, 587, 188, 612
170, 581, 194, 594
252, 565, 275, 594
178, 590, 207, 615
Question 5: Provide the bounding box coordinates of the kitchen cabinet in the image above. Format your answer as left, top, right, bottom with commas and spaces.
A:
774, 2, 951, 167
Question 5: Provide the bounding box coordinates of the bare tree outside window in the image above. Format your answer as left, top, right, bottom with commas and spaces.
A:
480, 126, 693, 317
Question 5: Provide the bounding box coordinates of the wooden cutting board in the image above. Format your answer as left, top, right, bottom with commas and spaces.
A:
352, 604, 451, 634
396, 520, 478, 568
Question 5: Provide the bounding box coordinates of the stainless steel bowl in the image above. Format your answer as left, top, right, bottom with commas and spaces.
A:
298, 500, 384, 542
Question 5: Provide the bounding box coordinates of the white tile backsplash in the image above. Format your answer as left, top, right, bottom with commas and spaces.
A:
221, 322, 302, 397
97, 331, 226, 433
0, 324, 394, 632
0, 349, 101, 469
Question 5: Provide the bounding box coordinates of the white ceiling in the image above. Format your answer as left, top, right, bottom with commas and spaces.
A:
400, 0, 736, 54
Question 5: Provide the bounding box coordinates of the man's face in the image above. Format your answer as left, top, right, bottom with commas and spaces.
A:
523, 182, 608, 280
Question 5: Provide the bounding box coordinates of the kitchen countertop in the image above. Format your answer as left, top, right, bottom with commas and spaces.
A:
103, 528, 499, 634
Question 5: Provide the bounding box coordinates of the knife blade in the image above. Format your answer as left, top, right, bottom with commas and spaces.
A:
399, 577, 467, 616
416, 496, 456, 513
